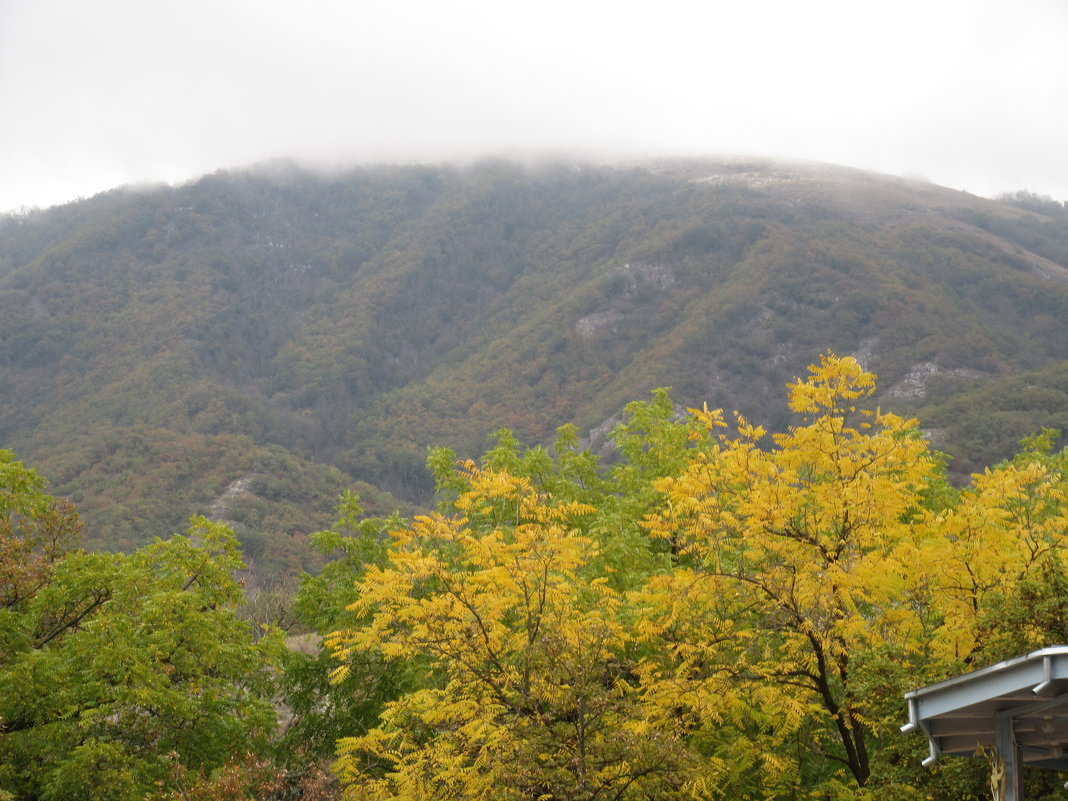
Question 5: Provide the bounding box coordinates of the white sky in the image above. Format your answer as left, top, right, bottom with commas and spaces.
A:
1, 0, 1066, 213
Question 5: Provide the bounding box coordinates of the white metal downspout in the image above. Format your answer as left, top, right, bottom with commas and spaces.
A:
900, 698, 919, 734
921, 738, 940, 769
1033, 654, 1054, 696
902, 698, 940, 767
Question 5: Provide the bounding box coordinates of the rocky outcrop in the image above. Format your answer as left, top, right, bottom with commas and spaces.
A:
884, 362, 987, 400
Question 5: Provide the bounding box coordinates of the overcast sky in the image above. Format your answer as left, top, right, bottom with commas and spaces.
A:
1, 0, 1066, 213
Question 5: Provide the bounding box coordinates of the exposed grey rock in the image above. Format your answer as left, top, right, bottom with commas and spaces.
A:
575, 311, 623, 337
885, 363, 987, 400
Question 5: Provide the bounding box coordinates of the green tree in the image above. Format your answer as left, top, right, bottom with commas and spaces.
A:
278, 490, 412, 764
0, 450, 82, 616
0, 463, 281, 801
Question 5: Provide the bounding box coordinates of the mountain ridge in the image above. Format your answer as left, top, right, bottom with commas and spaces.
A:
2, 157, 1067, 569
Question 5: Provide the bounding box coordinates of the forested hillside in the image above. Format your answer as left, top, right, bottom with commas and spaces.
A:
2, 158, 1067, 563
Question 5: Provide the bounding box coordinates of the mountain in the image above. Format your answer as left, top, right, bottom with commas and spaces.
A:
2, 158, 1067, 569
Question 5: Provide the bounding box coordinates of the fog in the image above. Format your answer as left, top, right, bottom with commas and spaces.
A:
1, 0, 1066, 212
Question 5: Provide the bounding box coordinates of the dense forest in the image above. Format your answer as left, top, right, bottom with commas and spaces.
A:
1, 159, 1068, 574
3, 160, 1068, 798
4, 355, 1068, 799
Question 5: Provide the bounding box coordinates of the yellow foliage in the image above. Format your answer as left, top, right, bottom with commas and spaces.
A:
328, 458, 694, 800
923, 455, 1068, 662
638, 353, 940, 790
324, 354, 1068, 800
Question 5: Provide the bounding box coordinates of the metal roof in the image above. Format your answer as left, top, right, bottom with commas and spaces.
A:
903, 646, 1068, 797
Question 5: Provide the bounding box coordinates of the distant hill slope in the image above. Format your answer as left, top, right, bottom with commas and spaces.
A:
2, 158, 1067, 561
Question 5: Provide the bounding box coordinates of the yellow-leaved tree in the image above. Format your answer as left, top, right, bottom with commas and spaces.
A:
323, 355, 1068, 801
635, 354, 941, 797
924, 428, 1068, 665
327, 461, 695, 801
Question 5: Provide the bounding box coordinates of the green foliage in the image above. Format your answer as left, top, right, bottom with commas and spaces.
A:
919, 363, 1068, 478
276, 492, 413, 764
0, 485, 281, 801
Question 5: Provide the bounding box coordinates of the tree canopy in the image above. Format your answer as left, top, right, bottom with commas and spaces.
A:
324, 355, 1068, 800
0, 452, 282, 801
4, 354, 1068, 799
